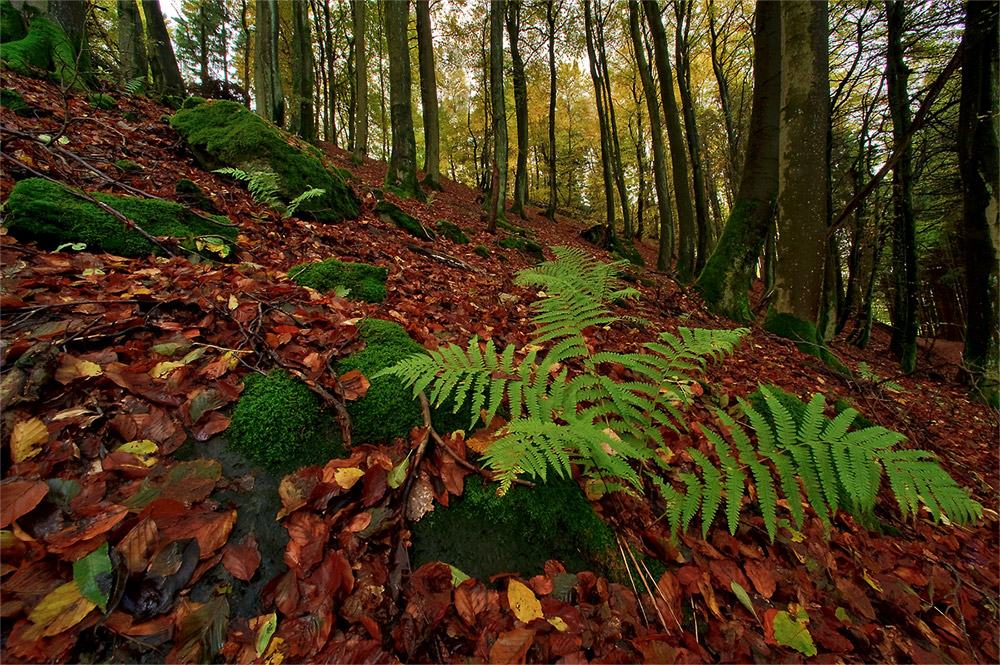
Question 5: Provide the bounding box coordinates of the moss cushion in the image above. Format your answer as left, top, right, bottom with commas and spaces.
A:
288, 258, 389, 303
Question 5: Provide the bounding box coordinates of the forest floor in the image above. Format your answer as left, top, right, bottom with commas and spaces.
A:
0, 75, 997, 664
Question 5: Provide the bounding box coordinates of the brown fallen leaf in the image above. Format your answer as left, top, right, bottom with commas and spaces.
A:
222, 534, 261, 582
0, 480, 50, 528
338, 369, 370, 401
489, 627, 535, 664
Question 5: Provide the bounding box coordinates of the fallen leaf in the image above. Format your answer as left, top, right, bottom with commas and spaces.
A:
507, 578, 543, 623
767, 607, 817, 657
334, 467, 364, 490
222, 534, 261, 582
73, 542, 113, 611
489, 627, 535, 664
338, 369, 370, 401
0, 480, 49, 527
55, 355, 102, 384
11, 417, 48, 463
744, 560, 776, 600
27, 581, 96, 637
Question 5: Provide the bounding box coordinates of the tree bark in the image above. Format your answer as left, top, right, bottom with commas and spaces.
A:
118, 0, 147, 82
707, 0, 739, 197
488, 0, 508, 227
628, 0, 674, 270
385, 0, 421, 198
596, 2, 632, 237
958, 0, 999, 405
253, 0, 283, 125
544, 0, 558, 220
764, 1, 830, 362
290, 0, 315, 142
352, 0, 368, 163
143, 0, 185, 97
584, 0, 616, 235
415, 0, 441, 189
644, 0, 696, 281
696, 0, 780, 321
506, 0, 528, 216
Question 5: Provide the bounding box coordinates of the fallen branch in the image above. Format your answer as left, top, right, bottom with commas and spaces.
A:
405, 243, 475, 271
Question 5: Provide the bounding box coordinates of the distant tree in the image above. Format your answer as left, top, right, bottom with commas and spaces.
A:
172, 0, 227, 92
487, 0, 507, 229
142, 0, 186, 97
118, 0, 147, 82
543, 0, 559, 220
505, 0, 528, 216
385, 0, 421, 198
583, 0, 616, 234
289, 0, 314, 142
415, 0, 441, 189
253, 0, 283, 124
351, 0, 368, 164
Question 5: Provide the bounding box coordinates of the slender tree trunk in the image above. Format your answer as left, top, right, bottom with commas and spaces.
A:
644, 0, 696, 281
352, 0, 368, 163
696, 0, 779, 321
240, 0, 250, 93
632, 77, 646, 241
764, 0, 830, 361
323, 0, 335, 144
958, 0, 999, 405
596, 2, 632, 236
506, 0, 529, 216
198, 7, 210, 89
628, 0, 673, 269
377, 0, 387, 160
118, 0, 147, 82
584, 0, 616, 235
544, 0, 558, 220
415, 0, 442, 189
290, 0, 315, 141
674, 0, 710, 274
708, 0, 738, 197
488, 0, 508, 228
385, 0, 421, 198
253, 0, 283, 124
143, 0, 185, 97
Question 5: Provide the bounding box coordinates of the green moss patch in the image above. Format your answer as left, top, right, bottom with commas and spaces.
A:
0, 14, 88, 88
473, 244, 490, 259
581, 224, 644, 267
227, 370, 345, 470
435, 219, 470, 244
3, 178, 236, 258
411, 476, 619, 581
1, 1, 25, 43
497, 235, 544, 261
88, 93, 116, 110
763, 311, 849, 372
170, 100, 359, 223
174, 178, 219, 213
1, 87, 31, 116
288, 258, 388, 303
114, 159, 143, 174
182, 96, 206, 109
497, 218, 535, 237
374, 200, 432, 240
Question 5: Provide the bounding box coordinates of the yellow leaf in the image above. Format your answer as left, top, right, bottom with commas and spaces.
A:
228, 295, 239, 310
334, 468, 365, 489
263, 636, 285, 664
27, 581, 96, 637
117, 439, 158, 466
11, 417, 47, 463
547, 616, 568, 632
150, 360, 185, 378
507, 579, 543, 623
862, 570, 882, 593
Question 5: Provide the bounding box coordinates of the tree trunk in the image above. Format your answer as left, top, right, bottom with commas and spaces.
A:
240, 0, 250, 93
488, 0, 508, 228
596, 2, 632, 237
352, 0, 368, 163
385, 0, 421, 198
506, 0, 528, 216
584, 0, 616, 235
118, 0, 147, 82
674, 0, 711, 274
290, 0, 315, 142
628, 0, 673, 270
253, 0, 283, 125
143, 0, 185, 97
707, 0, 739, 197
414, 0, 441, 189
958, 0, 999, 405
764, 0, 830, 362
544, 0, 558, 220
885, 1, 918, 372
14, 0, 92, 84
696, 0, 779, 322
631, 76, 646, 241
644, 0, 696, 281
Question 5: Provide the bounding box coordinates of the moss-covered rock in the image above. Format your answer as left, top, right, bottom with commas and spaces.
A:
435, 219, 470, 244
411, 476, 620, 581
288, 258, 388, 303
174, 178, 219, 213
0, 1, 25, 43
497, 235, 544, 261
121, 110, 139, 123
170, 100, 359, 223
1, 87, 31, 116
0, 13, 88, 88
763, 311, 848, 372
182, 96, 206, 109
497, 218, 534, 237
227, 370, 345, 470
114, 159, 143, 174
473, 244, 490, 259
88, 93, 116, 110
374, 200, 433, 240
581, 224, 644, 267
3, 177, 236, 258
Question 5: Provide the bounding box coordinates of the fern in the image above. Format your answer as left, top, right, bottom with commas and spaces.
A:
213, 167, 325, 218
123, 77, 146, 95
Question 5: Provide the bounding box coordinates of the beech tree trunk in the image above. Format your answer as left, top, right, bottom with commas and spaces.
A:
143, 0, 185, 97
596, 2, 632, 237
544, 0, 558, 220
118, 0, 147, 82
415, 0, 441, 189
352, 0, 368, 164
708, 0, 739, 197
764, 0, 830, 361
290, 0, 315, 142
506, 0, 528, 217
488, 0, 508, 228
628, 0, 673, 270
253, 0, 283, 125
385, 0, 421, 198
584, 0, 616, 234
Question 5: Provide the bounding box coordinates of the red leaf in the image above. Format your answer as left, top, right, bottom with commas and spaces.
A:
744, 560, 776, 600
222, 534, 261, 582
193, 411, 230, 441
0, 480, 49, 528
338, 369, 370, 401
489, 627, 535, 664
157, 508, 236, 559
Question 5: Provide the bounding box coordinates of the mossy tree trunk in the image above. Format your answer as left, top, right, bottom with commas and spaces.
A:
764, 0, 830, 360
544, 0, 557, 220
385, 0, 421, 199
506, 0, 528, 216
644, 0, 696, 282
958, 0, 999, 405
253, 0, 283, 126
886, 0, 918, 373
351, 0, 367, 164
289, 0, 314, 142
628, 0, 674, 270
487, 0, 507, 226
11, 0, 93, 86
117, 0, 147, 82
141, 0, 185, 97
415, 0, 441, 190
696, 0, 779, 322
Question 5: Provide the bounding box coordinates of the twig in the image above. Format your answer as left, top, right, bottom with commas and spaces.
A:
400, 392, 435, 518
429, 426, 534, 488
616, 536, 649, 628
637, 552, 682, 632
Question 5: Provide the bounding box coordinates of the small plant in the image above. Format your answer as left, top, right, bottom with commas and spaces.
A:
857, 361, 904, 392
123, 76, 146, 95
213, 166, 325, 218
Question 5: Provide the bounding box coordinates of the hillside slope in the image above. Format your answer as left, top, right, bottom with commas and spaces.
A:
1, 77, 997, 664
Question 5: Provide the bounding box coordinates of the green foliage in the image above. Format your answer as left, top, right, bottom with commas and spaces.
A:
3, 178, 236, 258
170, 100, 358, 223
122, 77, 145, 96
227, 370, 345, 469
288, 258, 388, 303
374, 200, 432, 240
0, 0, 25, 43
114, 159, 143, 173
87, 93, 116, 110
654, 386, 983, 541
0, 87, 30, 115
182, 96, 206, 109
435, 219, 470, 244
473, 244, 490, 259
213, 166, 324, 218
856, 362, 904, 392
0, 13, 87, 89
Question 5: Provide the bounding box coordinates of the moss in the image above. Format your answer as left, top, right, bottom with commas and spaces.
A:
580, 224, 644, 266
336, 167, 352, 181
170, 100, 359, 223
4, 178, 236, 258
497, 218, 534, 237
435, 219, 470, 245
763, 311, 849, 372
182, 96, 206, 109
114, 159, 143, 174
174, 178, 219, 214
87, 93, 116, 110
227, 370, 345, 470
288, 258, 388, 303
695, 199, 764, 323
473, 244, 490, 259
497, 236, 544, 261
1, 87, 30, 116
1, 1, 25, 43
160, 94, 184, 110
121, 111, 138, 123
0, 14, 87, 89
374, 200, 433, 240
411, 476, 619, 581
371, 188, 384, 201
